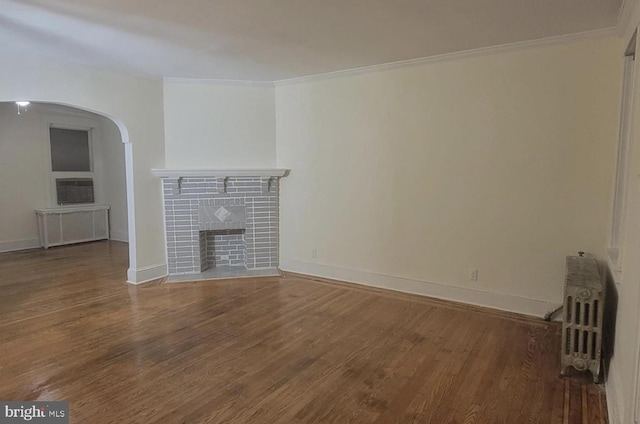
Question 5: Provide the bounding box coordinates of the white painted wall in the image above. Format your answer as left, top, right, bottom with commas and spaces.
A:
276, 37, 622, 316
0, 55, 166, 282
0, 103, 128, 250
163, 81, 276, 168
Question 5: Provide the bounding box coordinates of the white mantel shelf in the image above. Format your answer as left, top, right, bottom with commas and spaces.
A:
151, 168, 288, 178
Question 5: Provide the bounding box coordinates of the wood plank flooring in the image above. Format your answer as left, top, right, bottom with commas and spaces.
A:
0, 241, 608, 423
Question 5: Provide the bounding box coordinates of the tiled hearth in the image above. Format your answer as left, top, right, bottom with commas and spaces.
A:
153, 169, 287, 282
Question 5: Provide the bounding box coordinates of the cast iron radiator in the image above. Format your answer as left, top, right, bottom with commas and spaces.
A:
560, 253, 605, 382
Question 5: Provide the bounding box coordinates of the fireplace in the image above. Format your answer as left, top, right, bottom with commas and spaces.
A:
153, 169, 286, 281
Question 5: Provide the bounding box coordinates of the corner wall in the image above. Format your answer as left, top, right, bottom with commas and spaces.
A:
275, 37, 622, 316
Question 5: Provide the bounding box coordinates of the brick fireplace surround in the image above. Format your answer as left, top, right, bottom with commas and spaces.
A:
152, 169, 287, 281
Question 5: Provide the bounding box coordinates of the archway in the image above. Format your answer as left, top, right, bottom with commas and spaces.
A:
0, 100, 136, 274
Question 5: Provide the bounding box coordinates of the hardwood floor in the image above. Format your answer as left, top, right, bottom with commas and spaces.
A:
0, 241, 608, 423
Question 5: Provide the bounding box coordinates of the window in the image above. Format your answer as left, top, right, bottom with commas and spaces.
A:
49, 126, 95, 205
49, 128, 92, 172
610, 31, 637, 268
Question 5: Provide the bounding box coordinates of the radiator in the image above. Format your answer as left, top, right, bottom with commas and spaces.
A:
560, 253, 605, 383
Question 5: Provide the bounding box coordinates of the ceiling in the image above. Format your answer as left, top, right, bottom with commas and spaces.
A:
0, 0, 624, 82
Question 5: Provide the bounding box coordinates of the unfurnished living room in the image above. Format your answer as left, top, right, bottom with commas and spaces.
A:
0, 1, 639, 423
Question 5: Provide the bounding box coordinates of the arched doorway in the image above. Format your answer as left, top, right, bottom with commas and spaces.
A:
0, 101, 135, 273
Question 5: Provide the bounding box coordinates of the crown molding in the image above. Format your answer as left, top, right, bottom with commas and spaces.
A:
274, 27, 618, 86
161, 25, 620, 87
163, 77, 274, 88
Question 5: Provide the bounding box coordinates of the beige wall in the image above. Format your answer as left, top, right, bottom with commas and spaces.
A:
276, 37, 621, 314
163, 81, 276, 169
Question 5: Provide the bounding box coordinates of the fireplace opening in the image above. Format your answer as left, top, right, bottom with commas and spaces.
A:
199, 229, 246, 272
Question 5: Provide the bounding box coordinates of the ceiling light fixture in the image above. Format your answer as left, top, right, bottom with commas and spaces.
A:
16, 101, 30, 115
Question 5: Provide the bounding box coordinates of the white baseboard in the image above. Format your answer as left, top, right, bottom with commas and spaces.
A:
110, 230, 129, 243
605, 363, 625, 424
127, 263, 167, 285
279, 258, 557, 318
0, 238, 40, 253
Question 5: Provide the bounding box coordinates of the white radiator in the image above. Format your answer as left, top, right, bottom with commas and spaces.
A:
560, 253, 605, 383
35, 205, 110, 249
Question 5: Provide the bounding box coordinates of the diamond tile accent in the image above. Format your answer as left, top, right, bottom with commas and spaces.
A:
214, 206, 231, 222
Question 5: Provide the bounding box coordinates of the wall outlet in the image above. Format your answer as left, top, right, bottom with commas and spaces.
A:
311, 248, 318, 259
469, 268, 479, 282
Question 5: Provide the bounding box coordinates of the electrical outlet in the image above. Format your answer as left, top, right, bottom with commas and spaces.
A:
311, 248, 318, 259
469, 268, 479, 282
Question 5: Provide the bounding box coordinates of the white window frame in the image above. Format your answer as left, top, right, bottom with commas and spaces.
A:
47, 124, 97, 206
